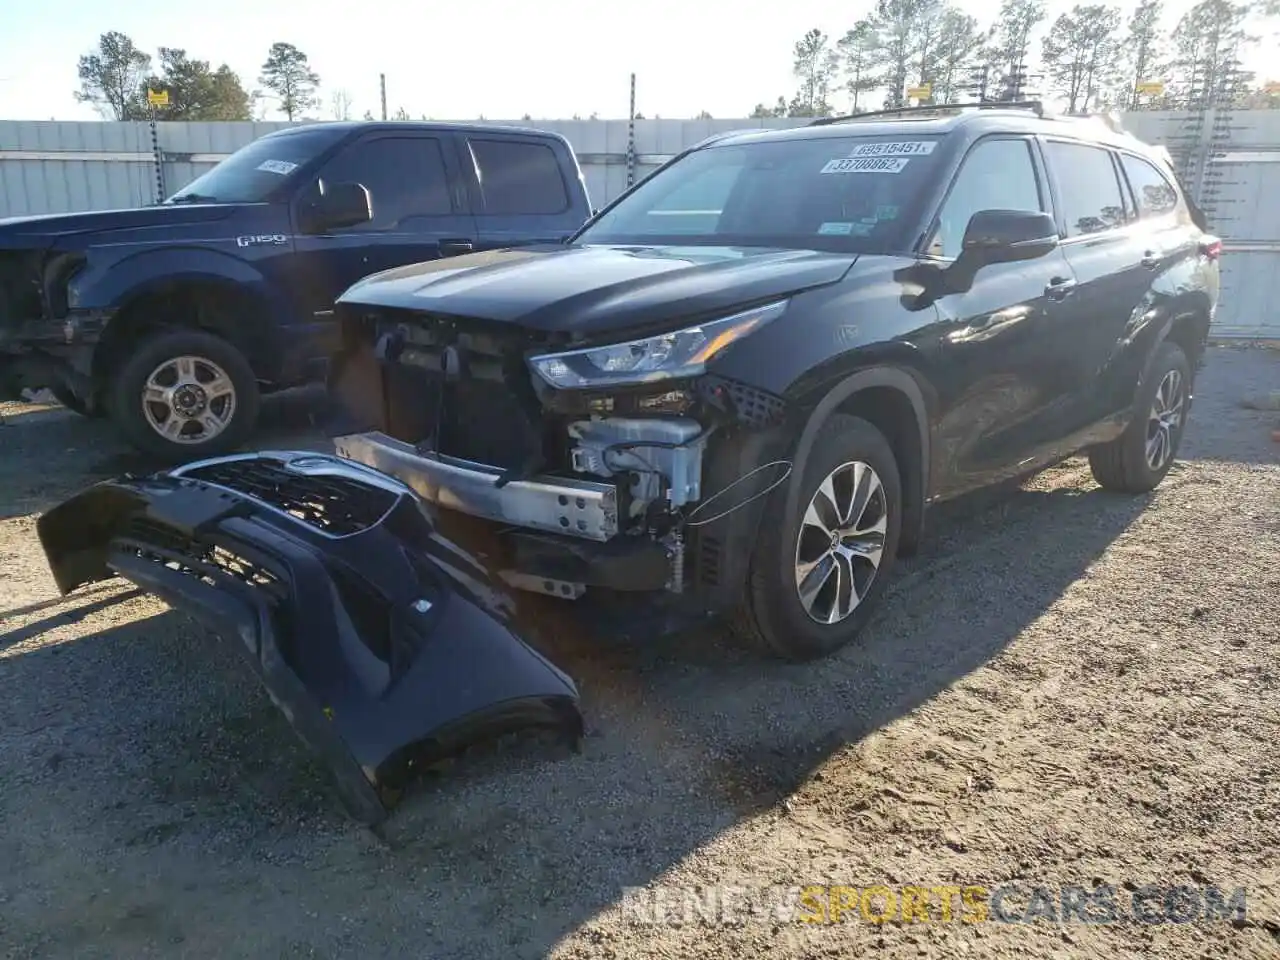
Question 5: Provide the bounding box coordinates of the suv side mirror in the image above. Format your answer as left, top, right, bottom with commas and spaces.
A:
307, 181, 372, 232
961, 209, 1059, 265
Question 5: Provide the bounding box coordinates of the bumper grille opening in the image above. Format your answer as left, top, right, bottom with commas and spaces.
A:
119, 517, 284, 593
180, 458, 398, 536
336, 307, 552, 473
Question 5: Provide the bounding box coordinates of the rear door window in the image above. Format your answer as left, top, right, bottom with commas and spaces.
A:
467, 138, 570, 215
1043, 141, 1128, 237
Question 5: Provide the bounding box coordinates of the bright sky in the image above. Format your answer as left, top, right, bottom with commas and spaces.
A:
0, 0, 1270, 122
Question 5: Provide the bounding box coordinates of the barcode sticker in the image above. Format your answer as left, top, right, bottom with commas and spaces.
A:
849, 141, 936, 158
820, 156, 911, 174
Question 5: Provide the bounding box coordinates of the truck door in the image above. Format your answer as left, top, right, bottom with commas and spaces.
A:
455, 134, 584, 252
288, 132, 477, 356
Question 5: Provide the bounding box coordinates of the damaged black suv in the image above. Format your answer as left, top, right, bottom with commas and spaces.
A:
37, 103, 1223, 822
325, 103, 1221, 660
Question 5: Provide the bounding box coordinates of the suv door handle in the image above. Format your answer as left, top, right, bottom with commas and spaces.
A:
440, 239, 474, 256
1045, 276, 1077, 300
1140, 250, 1161, 269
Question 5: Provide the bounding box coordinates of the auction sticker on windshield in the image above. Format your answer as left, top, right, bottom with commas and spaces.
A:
256, 159, 299, 175
821, 156, 910, 174
849, 141, 936, 157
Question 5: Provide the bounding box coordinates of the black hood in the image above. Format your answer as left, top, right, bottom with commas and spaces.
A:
0, 203, 247, 246
337, 244, 858, 337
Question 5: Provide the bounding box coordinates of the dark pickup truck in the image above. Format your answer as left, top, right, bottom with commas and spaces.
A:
0, 121, 591, 458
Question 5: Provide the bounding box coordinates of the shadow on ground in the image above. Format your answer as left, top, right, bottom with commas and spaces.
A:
0, 387, 329, 518
0, 460, 1153, 957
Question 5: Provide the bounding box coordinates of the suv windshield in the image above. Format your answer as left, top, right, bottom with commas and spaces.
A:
576, 134, 944, 253
167, 127, 346, 204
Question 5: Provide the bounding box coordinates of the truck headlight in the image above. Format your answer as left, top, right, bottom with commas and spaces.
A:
528, 300, 788, 389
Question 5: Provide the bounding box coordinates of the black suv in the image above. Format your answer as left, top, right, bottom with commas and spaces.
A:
322, 103, 1223, 660
38, 103, 1223, 821
323, 103, 1221, 660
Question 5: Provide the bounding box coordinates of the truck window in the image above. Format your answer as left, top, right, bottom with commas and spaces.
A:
317, 136, 453, 230
1119, 154, 1179, 220
468, 139, 570, 215
1044, 141, 1127, 237
927, 138, 1044, 259
576, 134, 944, 254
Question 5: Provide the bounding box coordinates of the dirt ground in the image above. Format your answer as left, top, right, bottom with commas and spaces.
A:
1, 345, 1277, 960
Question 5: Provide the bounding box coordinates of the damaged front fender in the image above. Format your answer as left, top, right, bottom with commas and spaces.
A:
36, 452, 584, 825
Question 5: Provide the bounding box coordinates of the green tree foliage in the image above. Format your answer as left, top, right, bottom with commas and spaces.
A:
989, 0, 1047, 95
75, 31, 151, 120
837, 20, 883, 112
1041, 4, 1124, 113
789, 29, 840, 116
143, 48, 251, 120
1124, 0, 1167, 108
1169, 0, 1251, 107
258, 42, 320, 121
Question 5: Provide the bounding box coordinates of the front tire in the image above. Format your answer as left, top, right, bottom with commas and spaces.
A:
731, 414, 902, 661
49, 385, 98, 418
107, 329, 261, 462
1088, 341, 1191, 494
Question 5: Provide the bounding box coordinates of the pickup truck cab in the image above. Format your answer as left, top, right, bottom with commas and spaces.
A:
0, 121, 591, 459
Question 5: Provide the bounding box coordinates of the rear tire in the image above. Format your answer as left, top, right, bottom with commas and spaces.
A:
1088, 342, 1191, 494
107, 328, 260, 463
730, 414, 901, 661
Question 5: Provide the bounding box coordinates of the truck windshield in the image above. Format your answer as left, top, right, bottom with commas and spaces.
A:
575, 134, 944, 253
167, 127, 346, 204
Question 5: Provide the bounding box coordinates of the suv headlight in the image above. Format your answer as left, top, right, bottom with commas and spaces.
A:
528, 299, 788, 389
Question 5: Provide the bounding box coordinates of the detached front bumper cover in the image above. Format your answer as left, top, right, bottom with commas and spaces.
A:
36, 452, 584, 825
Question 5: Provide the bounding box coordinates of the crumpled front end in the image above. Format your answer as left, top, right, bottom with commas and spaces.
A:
36, 452, 584, 824
0, 244, 91, 400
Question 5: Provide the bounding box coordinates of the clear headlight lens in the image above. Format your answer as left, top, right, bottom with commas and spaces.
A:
528, 300, 788, 389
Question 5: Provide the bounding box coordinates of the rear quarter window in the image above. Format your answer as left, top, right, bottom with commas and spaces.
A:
1119, 153, 1180, 220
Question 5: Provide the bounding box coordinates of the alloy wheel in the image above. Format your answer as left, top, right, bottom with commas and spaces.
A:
1145, 368, 1184, 472
141, 355, 237, 445
794, 460, 888, 625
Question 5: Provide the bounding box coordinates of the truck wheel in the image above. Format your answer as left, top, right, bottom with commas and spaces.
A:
730, 414, 902, 662
49, 386, 98, 418
1088, 341, 1191, 494
107, 328, 260, 462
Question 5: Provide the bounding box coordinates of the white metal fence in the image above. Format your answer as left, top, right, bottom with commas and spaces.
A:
1, 113, 1277, 338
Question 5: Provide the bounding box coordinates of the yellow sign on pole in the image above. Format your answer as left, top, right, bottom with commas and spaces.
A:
1135, 80, 1164, 96
146, 88, 169, 107
907, 84, 932, 100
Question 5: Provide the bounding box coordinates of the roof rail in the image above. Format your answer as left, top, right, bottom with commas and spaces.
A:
809, 100, 1046, 126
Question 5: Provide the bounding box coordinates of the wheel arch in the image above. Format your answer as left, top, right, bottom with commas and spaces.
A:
1128, 298, 1213, 417
788, 365, 933, 556
92, 277, 277, 397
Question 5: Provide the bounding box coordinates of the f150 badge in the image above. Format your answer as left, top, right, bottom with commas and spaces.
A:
236, 234, 289, 247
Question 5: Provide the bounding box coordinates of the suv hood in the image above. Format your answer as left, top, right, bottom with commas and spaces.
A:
338, 244, 858, 337
0, 203, 248, 246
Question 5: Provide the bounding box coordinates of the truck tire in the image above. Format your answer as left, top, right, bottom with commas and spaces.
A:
49, 385, 98, 418
1088, 341, 1191, 494
107, 328, 260, 462
730, 413, 902, 662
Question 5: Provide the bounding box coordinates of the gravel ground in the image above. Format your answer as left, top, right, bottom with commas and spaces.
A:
1, 344, 1277, 960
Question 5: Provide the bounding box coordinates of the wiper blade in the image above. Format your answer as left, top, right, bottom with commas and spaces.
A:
167, 193, 218, 204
